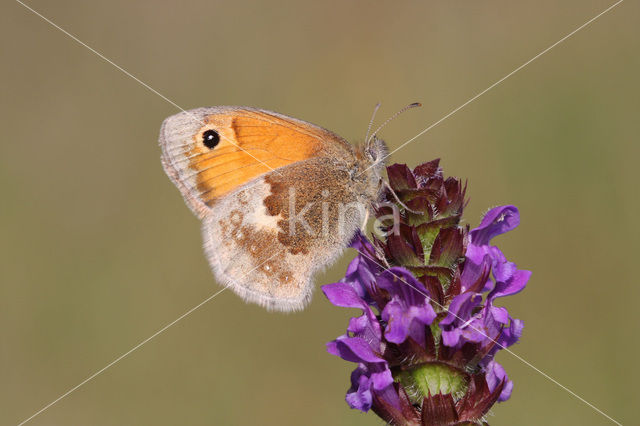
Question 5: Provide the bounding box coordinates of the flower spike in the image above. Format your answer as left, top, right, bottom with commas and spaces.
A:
323, 160, 531, 425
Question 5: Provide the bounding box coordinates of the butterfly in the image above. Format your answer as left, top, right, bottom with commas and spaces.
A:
159, 105, 418, 311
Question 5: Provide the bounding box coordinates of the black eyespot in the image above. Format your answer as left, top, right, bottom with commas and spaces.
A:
202, 129, 220, 149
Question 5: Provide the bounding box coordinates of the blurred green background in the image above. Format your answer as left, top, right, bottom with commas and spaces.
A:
1, 1, 638, 425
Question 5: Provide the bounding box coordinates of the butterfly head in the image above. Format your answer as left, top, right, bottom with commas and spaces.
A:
352, 136, 388, 204
364, 135, 388, 177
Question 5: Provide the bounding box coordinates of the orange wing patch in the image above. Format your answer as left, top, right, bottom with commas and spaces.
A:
184, 110, 328, 205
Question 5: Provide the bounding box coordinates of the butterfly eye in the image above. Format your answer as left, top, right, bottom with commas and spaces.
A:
202, 129, 220, 149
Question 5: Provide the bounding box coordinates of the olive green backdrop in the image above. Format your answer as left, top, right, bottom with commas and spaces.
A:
1, 1, 638, 425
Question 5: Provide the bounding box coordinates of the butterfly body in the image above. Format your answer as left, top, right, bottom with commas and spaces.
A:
160, 107, 386, 311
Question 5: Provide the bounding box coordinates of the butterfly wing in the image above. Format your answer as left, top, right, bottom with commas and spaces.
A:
159, 106, 352, 218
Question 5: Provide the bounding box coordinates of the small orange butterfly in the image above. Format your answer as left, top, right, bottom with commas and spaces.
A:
159, 105, 416, 311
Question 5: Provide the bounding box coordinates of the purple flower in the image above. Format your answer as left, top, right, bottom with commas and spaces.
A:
377, 268, 437, 345
323, 255, 391, 411
440, 205, 531, 401
323, 161, 531, 425
466, 206, 531, 300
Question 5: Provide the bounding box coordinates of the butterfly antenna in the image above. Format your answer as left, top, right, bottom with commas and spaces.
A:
365, 102, 382, 146
367, 102, 422, 145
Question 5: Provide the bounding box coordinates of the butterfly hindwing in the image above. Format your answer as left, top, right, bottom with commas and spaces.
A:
201, 158, 367, 311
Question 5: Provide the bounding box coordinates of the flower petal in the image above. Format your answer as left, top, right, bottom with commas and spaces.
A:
440, 292, 480, 327
490, 269, 531, 301
485, 360, 513, 401
377, 267, 430, 306
470, 206, 520, 246
328, 336, 384, 364
347, 311, 383, 346
346, 366, 373, 411
322, 282, 367, 309
382, 298, 436, 344
442, 327, 462, 347
370, 368, 395, 391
